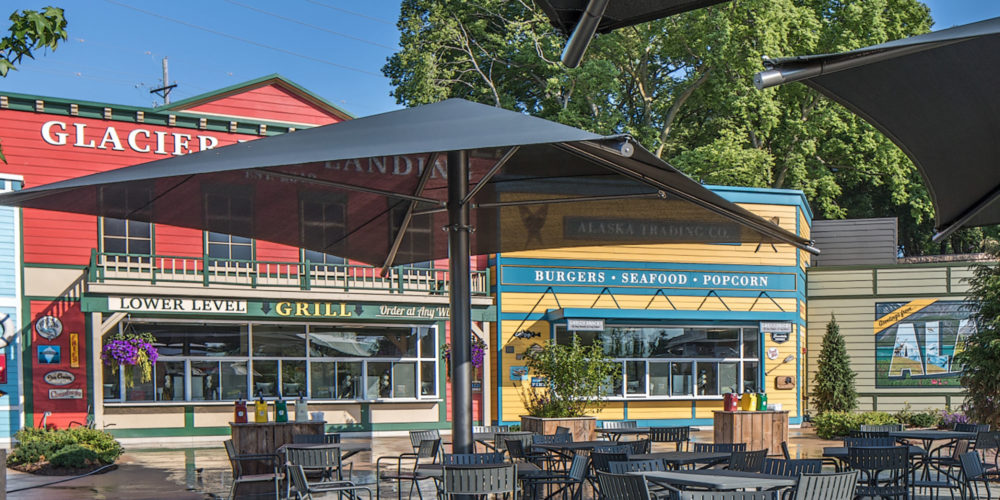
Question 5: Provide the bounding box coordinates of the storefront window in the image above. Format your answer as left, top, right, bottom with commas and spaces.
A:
109, 321, 437, 403
558, 324, 761, 399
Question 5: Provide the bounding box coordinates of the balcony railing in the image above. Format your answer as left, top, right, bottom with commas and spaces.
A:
88, 250, 490, 296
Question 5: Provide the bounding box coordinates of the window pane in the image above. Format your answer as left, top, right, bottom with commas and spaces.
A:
103, 364, 121, 401
696, 362, 718, 396
368, 362, 392, 398
719, 362, 739, 394
743, 361, 759, 393
207, 231, 229, 243
309, 328, 379, 357
253, 324, 306, 357
310, 361, 336, 399
222, 361, 249, 400
670, 362, 692, 396
125, 365, 155, 401
231, 244, 252, 261
336, 362, 362, 399
158, 361, 185, 401
602, 363, 623, 397
649, 363, 669, 396
130, 239, 151, 255
368, 330, 417, 357
393, 362, 416, 398
147, 323, 248, 357
419, 327, 436, 359
626, 361, 646, 395
104, 237, 126, 254
253, 360, 278, 397
104, 218, 126, 236
191, 361, 220, 401
282, 360, 307, 397
743, 328, 760, 358
128, 220, 151, 238
421, 361, 436, 396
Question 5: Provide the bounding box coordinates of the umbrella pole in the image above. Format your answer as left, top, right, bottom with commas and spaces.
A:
447, 149, 474, 454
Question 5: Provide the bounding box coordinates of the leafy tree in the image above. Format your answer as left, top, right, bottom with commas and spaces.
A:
955, 244, 1000, 427
0, 6, 67, 162
520, 336, 620, 417
383, 0, 971, 254
812, 315, 858, 414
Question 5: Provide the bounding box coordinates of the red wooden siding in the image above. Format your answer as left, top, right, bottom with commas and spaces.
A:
30, 300, 87, 429
179, 84, 344, 126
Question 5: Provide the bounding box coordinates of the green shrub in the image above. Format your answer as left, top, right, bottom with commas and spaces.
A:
812, 316, 858, 413
48, 444, 99, 468
908, 411, 941, 428
7, 427, 123, 466
814, 411, 900, 439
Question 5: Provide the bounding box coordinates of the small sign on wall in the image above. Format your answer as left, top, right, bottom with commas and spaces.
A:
38, 345, 61, 364
510, 366, 528, 381
49, 388, 83, 399
530, 377, 547, 388
567, 319, 605, 331
761, 321, 792, 333
69, 333, 79, 368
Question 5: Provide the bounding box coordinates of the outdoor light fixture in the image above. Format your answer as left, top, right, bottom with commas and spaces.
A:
560, 0, 609, 68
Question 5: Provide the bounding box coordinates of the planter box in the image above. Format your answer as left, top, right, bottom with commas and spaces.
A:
520, 415, 596, 441
713, 410, 788, 455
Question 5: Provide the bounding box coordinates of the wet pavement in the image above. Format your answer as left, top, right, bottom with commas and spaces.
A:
5, 428, 997, 499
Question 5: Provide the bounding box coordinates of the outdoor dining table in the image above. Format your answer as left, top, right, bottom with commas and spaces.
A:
471, 431, 534, 449
629, 451, 732, 469
890, 430, 976, 480
631, 469, 796, 491
597, 427, 651, 441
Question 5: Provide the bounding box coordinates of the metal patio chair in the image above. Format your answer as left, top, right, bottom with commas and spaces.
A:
287, 464, 371, 500
532, 433, 575, 469
679, 493, 771, 500
845, 446, 909, 500
592, 451, 629, 473
522, 453, 590, 500
625, 438, 651, 455
692, 443, 746, 453
440, 463, 517, 499
602, 420, 639, 429
609, 459, 666, 474
594, 445, 631, 454
598, 470, 679, 500
376, 438, 439, 500
285, 444, 353, 498
325, 432, 342, 444
504, 438, 549, 466
848, 430, 891, 439
442, 452, 506, 465
859, 424, 904, 433
760, 458, 822, 476
789, 471, 859, 500
728, 449, 767, 473
409, 429, 441, 452
223, 438, 281, 500
650, 426, 690, 451
959, 451, 993, 500
555, 426, 572, 435
955, 423, 991, 433
843, 436, 896, 448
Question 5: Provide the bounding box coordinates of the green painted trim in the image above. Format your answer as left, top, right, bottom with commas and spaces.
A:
185, 406, 194, 428
438, 320, 447, 424
807, 292, 969, 300
811, 260, 982, 271
947, 267, 952, 294
158, 74, 355, 121
85, 315, 94, 415
23, 263, 89, 270
23, 296, 81, 302
872, 269, 877, 295
108, 426, 228, 438
19, 205, 32, 426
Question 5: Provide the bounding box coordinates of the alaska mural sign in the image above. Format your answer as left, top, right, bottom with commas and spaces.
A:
874, 300, 973, 388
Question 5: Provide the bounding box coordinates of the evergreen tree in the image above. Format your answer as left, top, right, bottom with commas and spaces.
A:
812, 315, 858, 413
955, 244, 1000, 427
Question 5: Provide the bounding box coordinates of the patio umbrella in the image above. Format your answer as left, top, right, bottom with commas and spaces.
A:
0, 98, 813, 452
534, 0, 730, 67
753, 16, 1000, 242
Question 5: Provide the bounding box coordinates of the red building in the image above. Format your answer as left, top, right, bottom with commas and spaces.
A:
0, 75, 491, 442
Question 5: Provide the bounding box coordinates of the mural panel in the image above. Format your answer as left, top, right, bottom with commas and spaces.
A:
874, 300, 973, 388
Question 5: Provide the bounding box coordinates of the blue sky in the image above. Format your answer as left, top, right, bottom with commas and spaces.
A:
1, 1, 997, 118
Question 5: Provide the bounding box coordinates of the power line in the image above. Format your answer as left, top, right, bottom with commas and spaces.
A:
223, 0, 396, 50
103, 0, 383, 78
303, 0, 397, 26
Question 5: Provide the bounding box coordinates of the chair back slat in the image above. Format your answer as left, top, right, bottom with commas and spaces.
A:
287, 464, 311, 496
692, 442, 746, 453
761, 458, 822, 476
473, 425, 510, 433
859, 424, 904, 433
601, 420, 638, 429
593, 444, 631, 454
792, 471, 859, 500
608, 459, 666, 474
495, 431, 533, 451
650, 426, 690, 450
533, 433, 573, 445
324, 432, 341, 444
592, 451, 629, 473
955, 423, 991, 433
443, 452, 505, 465
848, 430, 889, 438
555, 426, 571, 435
441, 464, 516, 497
626, 439, 651, 455
596, 471, 661, 500
845, 446, 909, 496
728, 449, 767, 472
568, 453, 591, 481
416, 438, 441, 460
223, 439, 242, 477
409, 429, 441, 450
292, 433, 325, 444
959, 450, 986, 480
843, 436, 896, 448
680, 491, 771, 499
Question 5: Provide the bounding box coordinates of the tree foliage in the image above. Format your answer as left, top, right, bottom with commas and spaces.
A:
0, 6, 67, 163
812, 315, 858, 414
955, 246, 1000, 427
381, 0, 989, 255
520, 336, 620, 417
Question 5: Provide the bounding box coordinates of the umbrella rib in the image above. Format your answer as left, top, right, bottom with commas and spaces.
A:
258, 168, 444, 206
555, 142, 818, 254
462, 146, 519, 206
381, 152, 440, 276
932, 182, 1000, 242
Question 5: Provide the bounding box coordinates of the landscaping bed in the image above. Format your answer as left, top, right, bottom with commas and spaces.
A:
7, 427, 123, 476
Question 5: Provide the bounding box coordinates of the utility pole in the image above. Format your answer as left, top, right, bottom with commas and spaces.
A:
150, 57, 177, 106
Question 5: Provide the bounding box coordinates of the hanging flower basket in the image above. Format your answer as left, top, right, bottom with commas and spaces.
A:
101, 331, 158, 387
441, 335, 487, 380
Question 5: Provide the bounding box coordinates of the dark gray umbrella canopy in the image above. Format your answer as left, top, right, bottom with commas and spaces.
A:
0, 98, 813, 265
536, 0, 729, 34
754, 17, 1000, 241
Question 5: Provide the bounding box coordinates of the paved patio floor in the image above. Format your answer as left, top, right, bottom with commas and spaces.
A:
6, 428, 996, 499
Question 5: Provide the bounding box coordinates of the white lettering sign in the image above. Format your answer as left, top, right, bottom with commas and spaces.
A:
40, 120, 223, 156
567, 319, 605, 331
49, 388, 83, 399
111, 296, 247, 314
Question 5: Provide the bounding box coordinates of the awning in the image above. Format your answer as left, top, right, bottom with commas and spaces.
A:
754, 16, 1000, 241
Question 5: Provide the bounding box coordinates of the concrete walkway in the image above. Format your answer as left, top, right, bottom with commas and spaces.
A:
5, 428, 996, 499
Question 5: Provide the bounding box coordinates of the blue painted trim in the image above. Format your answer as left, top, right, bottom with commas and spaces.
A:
544, 309, 802, 322
497, 258, 805, 274
494, 253, 504, 426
